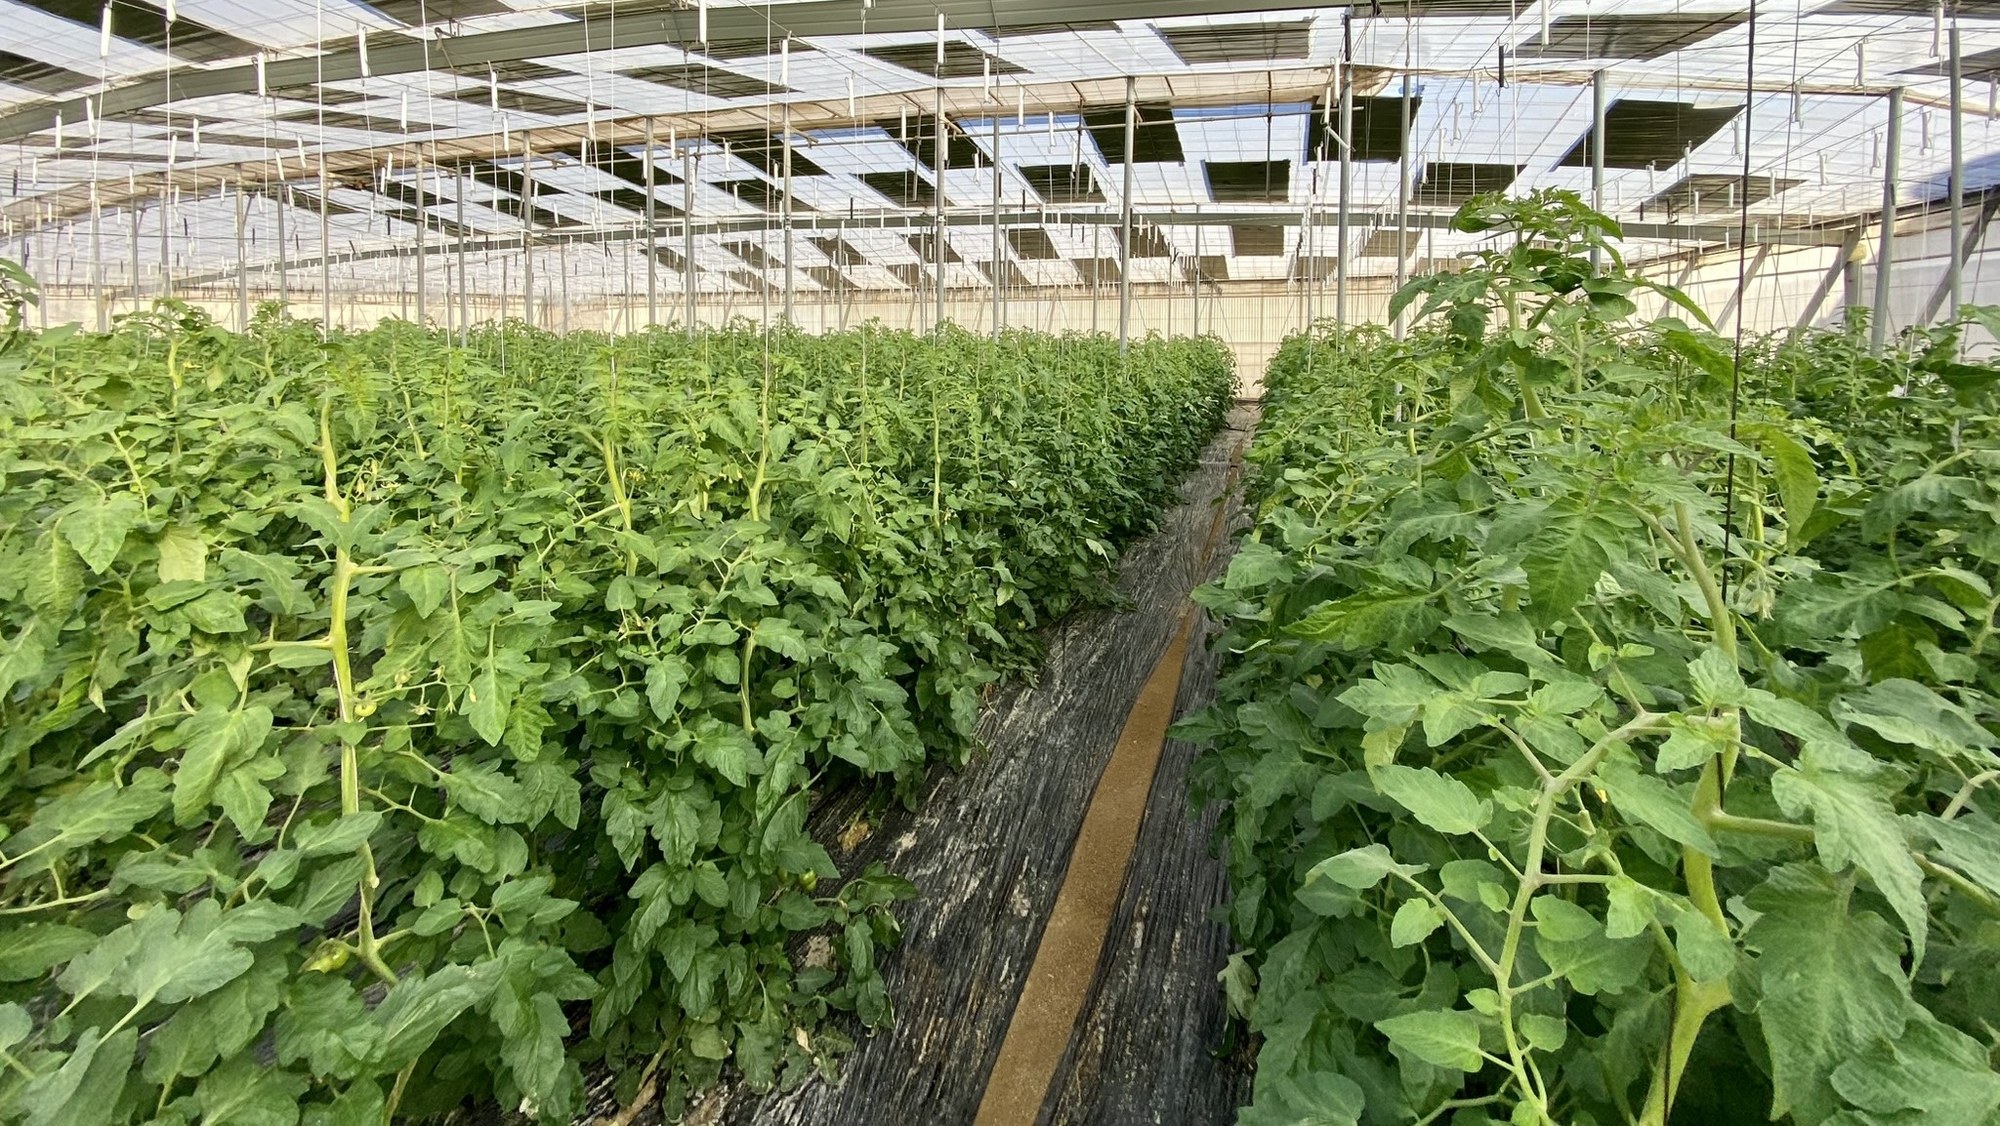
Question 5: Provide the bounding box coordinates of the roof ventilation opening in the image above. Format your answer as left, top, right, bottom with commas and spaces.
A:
1518, 13, 1750, 62
1188, 255, 1230, 282
725, 240, 785, 271
1007, 229, 1060, 259
1644, 173, 1801, 217
1412, 162, 1521, 206
1076, 258, 1123, 286
620, 65, 787, 99
1205, 159, 1290, 203
810, 236, 869, 265
1017, 164, 1105, 204
720, 179, 805, 212
908, 232, 963, 263
1232, 224, 1289, 256
1291, 256, 1340, 282
366, 0, 513, 23
1084, 103, 1184, 163
0, 50, 91, 94
1156, 20, 1313, 64
709, 131, 827, 178
1361, 229, 1424, 257
880, 116, 985, 172
1557, 99, 1742, 170
442, 89, 587, 118
862, 41, 1027, 79
860, 171, 937, 210
1306, 94, 1422, 161
20, 0, 256, 63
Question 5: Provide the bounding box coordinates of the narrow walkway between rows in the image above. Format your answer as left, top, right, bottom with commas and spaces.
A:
689, 407, 1256, 1126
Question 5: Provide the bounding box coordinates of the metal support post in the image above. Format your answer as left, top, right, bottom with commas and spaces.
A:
645, 119, 658, 327
1791, 227, 1864, 340
1870, 87, 1902, 355
276, 184, 288, 311
414, 160, 427, 326
1192, 225, 1201, 335
1335, 76, 1352, 327
684, 147, 697, 336
934, 87, 948, 331
129, 197, 141, 310
1923, 192, 2000, 324
1948, 24, 1965, 320
523, 147, 536, 329
991, 111, 1002, 338
91, 189, 105, 331
320, 161, 331, 329
1395, 73, 1412, 337
235, 182, 249, 328
1590, 70, 1608, 273
456, 166, 468, 340
1118, 75, 1135, 353
783, 107, 795, 327
160, 186, 172, 300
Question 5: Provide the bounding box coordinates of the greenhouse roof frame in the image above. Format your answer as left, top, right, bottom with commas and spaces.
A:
3, 0, 1998, 300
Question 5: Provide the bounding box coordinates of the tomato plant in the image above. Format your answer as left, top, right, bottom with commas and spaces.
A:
1184, 193, 2000, 1125
0, 304, 1232, 1124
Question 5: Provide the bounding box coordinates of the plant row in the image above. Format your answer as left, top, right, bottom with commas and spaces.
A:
1182, 191, 2000, 1125
0, 298, 1234, 1124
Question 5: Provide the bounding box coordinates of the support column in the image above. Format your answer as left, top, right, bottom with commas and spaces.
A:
456, 166, 469, 341
415, 159, 427, 326
783, 106, 795, 328
1118, 75, 1135, 354
523, 147, 536, 330
934, 87, 948, 332
319, 160, 331, 329
235, 181, 249, 328
160, 185, 172, 300
684, 147, 697, 336
276, 183, 288, 312
991, 111, 1002, 338
645, 118, 658, 327
129, 196, 141, 311
91, 187, 105, 331
1948, 24, 1965, 320
1192, 225, 1201, 336
1590, 69, 1608, 273
1395, 72, 1412, 337
1790, 227, 1863, 340
1870, 86, 1902, 355
1335, 76, 1352, 327
1922, 192, 2000, 324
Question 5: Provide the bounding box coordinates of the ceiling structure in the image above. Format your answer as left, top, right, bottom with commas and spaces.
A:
0, 0, 1996, 305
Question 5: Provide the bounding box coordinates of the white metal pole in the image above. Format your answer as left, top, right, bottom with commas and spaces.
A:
1336, 78, 1352, 327
1118, 76, 1135, 354
645, 118, 658, 328
1871, 87, 1902, 355
235, 181, 248, 328
1591, 70, 1608, 273
684, 147, 697, 336
1948, 26, 1964, 320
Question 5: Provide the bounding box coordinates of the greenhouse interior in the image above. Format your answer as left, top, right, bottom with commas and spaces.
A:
5, 0, 2000, 1123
